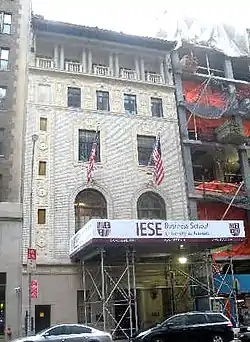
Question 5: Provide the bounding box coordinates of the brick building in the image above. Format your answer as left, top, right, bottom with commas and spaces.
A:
22, 17, 188, 334
0, 0, 31, 337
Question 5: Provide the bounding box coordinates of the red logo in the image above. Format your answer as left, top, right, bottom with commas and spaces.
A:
97, 221, 111, 237
229, 223, 240, 237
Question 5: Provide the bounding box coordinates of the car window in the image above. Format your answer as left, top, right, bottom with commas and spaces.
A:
67, 326, 92, 334
47, 326, 67, 336
207, 314, 228, 323
186, 314, 207, 325
166, 315, 186, 326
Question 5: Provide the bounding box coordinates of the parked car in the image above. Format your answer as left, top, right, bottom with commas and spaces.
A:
13, 324, 113, 342
131, 312, 234, 342
238, 326, 250, 341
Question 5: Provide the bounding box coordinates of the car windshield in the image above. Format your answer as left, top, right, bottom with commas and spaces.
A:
36, 327, 51, 335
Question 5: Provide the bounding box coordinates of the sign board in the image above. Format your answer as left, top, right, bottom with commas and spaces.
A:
30, 280, 38, 299
69, 219, 245, 257
27, 248, 37, 272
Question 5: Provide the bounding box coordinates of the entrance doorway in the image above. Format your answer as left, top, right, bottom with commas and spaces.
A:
35, 305, 51, 333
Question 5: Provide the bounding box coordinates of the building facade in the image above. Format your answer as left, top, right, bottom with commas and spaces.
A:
22, 17, 189, 335
0, 0, 31, 337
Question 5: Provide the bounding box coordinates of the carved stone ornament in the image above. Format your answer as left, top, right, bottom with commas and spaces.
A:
36, 231, 47, 249
37, 187, 47, 197
38, 140, 48, 151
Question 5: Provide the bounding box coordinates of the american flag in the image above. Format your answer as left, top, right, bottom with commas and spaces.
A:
152, 135, 164, 186
86, 132, 98, 184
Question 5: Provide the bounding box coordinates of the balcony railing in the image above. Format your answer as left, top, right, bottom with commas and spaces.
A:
36, 57, 54, 69
146, 72, 163, 84
65, 61, 83, 73
93, 65, 110, 76
120, 68, 137, 80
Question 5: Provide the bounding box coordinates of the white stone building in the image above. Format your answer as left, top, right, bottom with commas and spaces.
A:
22, 16, 188, 336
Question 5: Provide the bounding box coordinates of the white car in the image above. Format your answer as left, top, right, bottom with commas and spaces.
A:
13, 324, 113, 342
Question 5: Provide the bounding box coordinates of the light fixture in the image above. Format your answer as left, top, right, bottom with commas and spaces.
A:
178, 256, 188, 264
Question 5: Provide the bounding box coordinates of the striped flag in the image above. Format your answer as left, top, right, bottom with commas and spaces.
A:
86, 132, 98, 184
152, 135, 164, 186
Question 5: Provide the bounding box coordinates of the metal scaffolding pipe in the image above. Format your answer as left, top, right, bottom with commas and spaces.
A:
100, 249, 106, 331
82, 261, 88, 324
126, 250, 133, 338
132, 249, 139, 331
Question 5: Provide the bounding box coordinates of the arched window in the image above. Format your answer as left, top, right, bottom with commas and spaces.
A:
137, 191, 166, 220
74, 189, 107, 232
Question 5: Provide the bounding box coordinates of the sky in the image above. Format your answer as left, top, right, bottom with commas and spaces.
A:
32, 0, 250, 37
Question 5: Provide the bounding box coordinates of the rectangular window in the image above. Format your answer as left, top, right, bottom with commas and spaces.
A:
0, 48, 9, 70
151, 97, 163, 117
0, 128, 4, 156
38, 161, 46, 176
96, 91, 110, 111
40, 117, 47, 131
79, 130, 100, 162
0, 174, 2, 201
124, 94, 137, 115
37, 209, 46, 224
67, 87, 81, 108
1, 13, 12, 34
137, 135, 156, 166
0, 86, 6, 100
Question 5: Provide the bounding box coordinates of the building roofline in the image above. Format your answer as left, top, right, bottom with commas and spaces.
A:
32, 15, 176, 52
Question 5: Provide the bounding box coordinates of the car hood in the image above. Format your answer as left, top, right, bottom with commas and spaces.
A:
12, 335, 41, 342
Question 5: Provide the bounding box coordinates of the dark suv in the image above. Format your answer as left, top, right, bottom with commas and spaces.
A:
132, 312, 234, 342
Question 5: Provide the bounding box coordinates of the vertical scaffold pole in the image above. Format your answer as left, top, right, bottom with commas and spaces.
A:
126, 249, 133, 337
230, 256, 239, 327
101, 249, 106, 331
82, 261, 88, 324
205, 251, 212, 311
132, 249, 138, 331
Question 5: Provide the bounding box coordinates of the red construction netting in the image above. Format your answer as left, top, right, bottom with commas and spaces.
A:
196, 181, 243, 195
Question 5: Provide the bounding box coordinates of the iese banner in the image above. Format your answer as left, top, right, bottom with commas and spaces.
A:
70, 219, 245, 256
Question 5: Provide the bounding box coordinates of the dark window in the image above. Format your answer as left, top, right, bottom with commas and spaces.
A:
186, 314, 207, 325
96, 91, 110, 111
79, 130, 100, 162
40, 117, 47, 131
67, 87, 81, 108
165, 315, 186, 326
38, 161, 46, 176
207, 314, 228, 323
0, 49, 9, 70
1, 13, 11, 34
47, 326, 67, 336
151, 97, 163, 117
137, 135, 155, 166
68, 325, 92, 334
38, 209, 46, 224
74, 189, 107, 232
124, 94, 137, 115
137, 191, 166, 220
0, 175, 2, 201
0, 128, 4, 156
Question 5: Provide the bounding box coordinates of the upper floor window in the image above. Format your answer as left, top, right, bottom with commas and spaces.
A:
0, 86, 6, 100
40, 117, 47, 131
124, 94, 137, 115
151, 97, 163, 117
0, 128, 4, 156
137, 135, 155, 166
79, 130, 100, 162
37, 209, 46, 224
1, 13, 12, 34
96, 91, 110, 111
68, 87, 81, 108
0, 174, 2, 201
0, 48, 9, 70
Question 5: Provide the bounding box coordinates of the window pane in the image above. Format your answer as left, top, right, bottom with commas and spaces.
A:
2, 25, 10, 35
137, 135, 155, 166
68, 87, 81, 108
38, 209, 46, 224
78, 130, 100, 162
0, 87, 6, 99
48, 326, 66, 336
0, 175, 2, 201
186, 314, 206, 325
0, 128, 4, 156
40, 117, 47, 131
151, 97, 163, 117
3, 14, 11, 25
38, 161, 46, 176
137, 191, 166, 220
1, 49, 9, 60
167, 315, 186, 326
96, 91, 109, 111
124, 94, 137, 115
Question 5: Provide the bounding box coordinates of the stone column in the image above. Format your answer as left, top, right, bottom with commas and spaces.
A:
59, 45, 64, 70
160, 58, 165, 83
135, 57, 140, 80
53, 45, 59, 69
165, 53, 173, 85
88, 49, 92, 74
115, 53, 119, 77
109, 53, 113, 76
82, 48, 86, 73
140, 58, 145, 81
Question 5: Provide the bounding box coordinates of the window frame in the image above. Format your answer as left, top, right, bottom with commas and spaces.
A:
38, 161, 47, 176
67, 87, 81, 108
137, 135, 156, 166
0, 48, 9, 70
1, 13, 12, 34
137, 191, 166, 220
96, 90, 110, 111
151, 97, 163, 117
78, 129, 100, 163
124, 93, 137, 115
39, 117, 47, 131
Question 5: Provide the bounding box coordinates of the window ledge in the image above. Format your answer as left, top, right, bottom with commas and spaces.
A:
76, 161, 103, 168
138, 165, 154, 174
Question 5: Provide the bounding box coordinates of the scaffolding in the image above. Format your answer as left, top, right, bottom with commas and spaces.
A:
77, 246, 240, 338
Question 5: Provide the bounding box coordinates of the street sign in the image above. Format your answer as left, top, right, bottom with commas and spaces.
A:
27, 248, 37, 272
30, 280, 38, 299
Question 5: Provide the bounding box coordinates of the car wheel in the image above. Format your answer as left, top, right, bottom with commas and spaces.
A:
212, 335, 224, 342
152, 337, 164, 342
